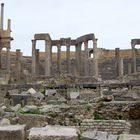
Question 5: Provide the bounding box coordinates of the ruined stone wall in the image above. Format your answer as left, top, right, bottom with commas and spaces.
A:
80, 119, 131, 135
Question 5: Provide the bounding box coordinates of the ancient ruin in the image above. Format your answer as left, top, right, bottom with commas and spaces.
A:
0, 2, 140, 140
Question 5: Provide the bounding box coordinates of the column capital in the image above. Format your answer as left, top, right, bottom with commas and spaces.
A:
31, 40, 36, 45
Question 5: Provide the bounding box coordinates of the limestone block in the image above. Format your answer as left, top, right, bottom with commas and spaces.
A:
28, 88, 37, 94
81, 131, 118, 140
29, 125, 78, 140
0, 125, 25, 140
118, 134, 140, 140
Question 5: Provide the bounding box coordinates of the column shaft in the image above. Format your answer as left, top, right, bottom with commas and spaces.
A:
32, 40, 36, 76
115, 48, 120, 77
132, 46, 136, 74
0, 48, 2, 69
35, 49, 39, 75
6, 47, 10, 72
16, 49, 22, 80
119, 58, 124, 77
66, 45, 70, 74
128, 63, 132, 75
45, 41, 51, 76
76, 43, 81, 76
57, 45, 61, 74
84, 41, 89, 76
93, 39, 98, 78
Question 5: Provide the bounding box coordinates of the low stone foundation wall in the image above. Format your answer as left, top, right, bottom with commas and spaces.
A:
80, 119, 131, 135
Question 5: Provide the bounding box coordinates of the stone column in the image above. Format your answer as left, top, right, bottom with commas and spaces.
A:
128, 63, 132, 75
45, 40, 51, 76
57, 44, 61, 74
115, 48, 120, 77
35, 49, 39, 76
93, 39, 98, 78
132, 45, 136, 74
66, 45, 70, 74
119, 58, 124, 77
31, 40, 36, 76
16, 49, 22, 80
0, 3, 4, 29
0, 48, 2, 69
50, 46, 52, 74
76, 43, 81, 76
6, 47, 10, 72
84, 41, 89, 76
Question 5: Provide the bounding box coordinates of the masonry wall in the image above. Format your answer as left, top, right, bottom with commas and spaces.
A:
80, 119, 131, 135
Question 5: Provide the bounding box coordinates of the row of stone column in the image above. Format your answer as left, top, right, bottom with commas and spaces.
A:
32, 39, 99, 78
32, 40, 52, 76
115, 48, 133, 78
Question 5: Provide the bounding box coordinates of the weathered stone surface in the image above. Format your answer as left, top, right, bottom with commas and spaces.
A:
21, 105, 38, 113
81, 131, 118, 140
0, 125, 25, 140
118, 134, 140, 140
29, 125, 78, 140
18, 114, 48, 129
69, 92, 80, 99
0, 118, 10, 126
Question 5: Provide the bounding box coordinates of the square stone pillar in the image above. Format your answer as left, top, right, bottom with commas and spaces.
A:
57, 44, 61, 74
84, 41, 89, 76
66, 45, 70, 74
31, 40, 36, 76
93, 39, 98, 78
45, 40, 51, 76
16, 49, 22, 80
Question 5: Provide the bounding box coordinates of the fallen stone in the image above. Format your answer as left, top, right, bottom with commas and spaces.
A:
118, 134, 140, 140
29, 125, 78, 140
45, 89, 57, 96
21, 105, 38, 113
11, 104, 21, 112
69, 92, 80, 99
81, 131, 118, 140
28, 88, 37, 95
0, 118, 11, 126
0, 125, 25, 140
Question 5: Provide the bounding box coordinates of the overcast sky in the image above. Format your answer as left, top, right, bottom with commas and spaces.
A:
1, 0, 140, 55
